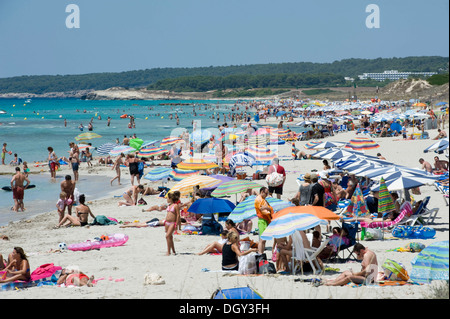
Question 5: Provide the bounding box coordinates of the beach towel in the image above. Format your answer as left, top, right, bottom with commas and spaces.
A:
90, 215, 118, 226
1, 263, 62, 291
360, 202, 411, 229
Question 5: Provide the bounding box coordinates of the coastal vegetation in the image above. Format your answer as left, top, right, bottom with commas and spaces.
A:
0, 56, 447, 94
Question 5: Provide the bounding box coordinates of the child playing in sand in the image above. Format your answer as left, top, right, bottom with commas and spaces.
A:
164, 192, 181, 256
56, 192, 68, 223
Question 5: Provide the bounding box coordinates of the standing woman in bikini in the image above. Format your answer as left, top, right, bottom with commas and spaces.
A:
0, 247, 31, 283
164, 192, 181, 256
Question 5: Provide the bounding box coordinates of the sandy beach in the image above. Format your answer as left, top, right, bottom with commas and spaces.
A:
0, 118, 448, 301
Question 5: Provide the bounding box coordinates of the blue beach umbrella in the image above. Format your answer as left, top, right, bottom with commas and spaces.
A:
410, 240, 449, 284
143, 167, 172, 182
423, 138, 449, 154
187, 197, 236, 215
96, 143, 117, 155
190, 129, 212, 144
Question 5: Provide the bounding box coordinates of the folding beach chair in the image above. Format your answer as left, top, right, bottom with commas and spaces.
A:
334, 222, 359, 262
291, 231, 330, 275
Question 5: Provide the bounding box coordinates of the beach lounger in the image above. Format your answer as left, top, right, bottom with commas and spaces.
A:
400, 196, 439, 226
360, 201, 411, 231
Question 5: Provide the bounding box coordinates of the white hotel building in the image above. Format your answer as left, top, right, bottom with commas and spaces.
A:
358, 70, 437, 81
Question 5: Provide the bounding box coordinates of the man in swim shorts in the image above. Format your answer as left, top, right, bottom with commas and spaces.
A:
61, 175, 76, 215
11, 167, 30, 212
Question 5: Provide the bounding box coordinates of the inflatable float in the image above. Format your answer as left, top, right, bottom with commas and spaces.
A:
2, 185, 36, 191
68, 233, 129, 251
120, 114, 128, 118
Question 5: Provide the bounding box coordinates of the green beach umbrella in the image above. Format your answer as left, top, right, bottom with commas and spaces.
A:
129, 138, 144, 150
75, 132, 102, 141
410, 240, 449, 284
378, 177, 395, 215
211, 180, 261, 198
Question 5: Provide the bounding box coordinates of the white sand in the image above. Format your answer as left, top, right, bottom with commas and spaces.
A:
0, 121, 448, 300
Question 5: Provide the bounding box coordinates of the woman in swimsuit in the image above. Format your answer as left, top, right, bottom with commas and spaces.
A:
57, 268, 94, 287
164, 192, 181, 256
221, 232, 257, 271
54, 194, 95, 228
118, 185, 145, 206
126, 154, 141, 186
110, 153, 124, 186
0, 247, 31, 283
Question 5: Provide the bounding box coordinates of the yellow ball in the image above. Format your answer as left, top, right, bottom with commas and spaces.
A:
24, 117, 27, 120
145, 117, 148, 120
161, 116, 164, 119
37, 113, 39, 115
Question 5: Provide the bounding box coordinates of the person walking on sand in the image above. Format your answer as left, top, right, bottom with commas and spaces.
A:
111, 153, 125, 186
61, 175, 76, 215
10, 167, 30, 212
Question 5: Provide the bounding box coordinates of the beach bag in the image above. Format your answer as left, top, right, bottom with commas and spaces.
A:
266, 165, 284, 187
365, 228, 383, 240
30, 263, 62, 282
382, 259, 409, 281
238, 252, 257, 275
200, 215, 223, 235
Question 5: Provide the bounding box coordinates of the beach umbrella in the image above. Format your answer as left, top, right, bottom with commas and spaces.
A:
423, 138, 449, 154
410, 241, 449, 284
141, 140, 159, 148
370, 171, 438, 191
169, 168, 200, 181
361, 110, 372, 115
108, 145, 136, 156
167, 175, 222, 197
318, 148, 365, 161
364, 166, 430, 179
377, 177, 396, 215
160, 136, 183, 147
211, 180, 261, 198
218, 134, 238, 142
144, 167, 172, 182
295, 120, 315, 126
190, 129, 212, 144
129, 138, 144, 150
343, 183, 369, 218
304, 141, 322, 149
227, 195, 295, 223
137, 147, 166, 158
413, 102, 427, 107
187, 197, 236, 215
260, 213, 327, 240
273, 205, 340, 221
304, 141, 347, 150
176, 158, 218, 171
75, 132, 102, 141
345, 137, 380, 151
228, 152, 256, 169
247, 146, 277, 162
436, 102, 448, 106
201, 174, 235, 191
96, 143, 117, 155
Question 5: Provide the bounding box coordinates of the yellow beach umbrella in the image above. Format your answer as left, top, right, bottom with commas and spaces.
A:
176, 158, 219, 171
167, 175, 222, 197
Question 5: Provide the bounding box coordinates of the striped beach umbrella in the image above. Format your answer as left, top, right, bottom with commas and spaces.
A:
260, 213, 327, 240
247, 146, 277, 162
167, 175, 222, 197
169, 168, 200, 181
75, 132, 102, 141
273, 205, 340, 221
345, 137, 380, 150
190, 129, 212, 144
108, 145, 136, 156
177, 158, 218, 171
305, 141, 347, 150
96, 143, 117, 155
160, 136, 183, 147
410, 241, 449, 284
304, 141, 322, 149
227, 195, 295, 223
423, 138, 449, 154
211, 180, 261, 198
144, 167, 172, 182
377, 177, 395, 215
137, 147, 166, 157
343, 183, 369, 218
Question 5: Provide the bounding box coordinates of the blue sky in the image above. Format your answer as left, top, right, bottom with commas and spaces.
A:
0, 0, 448, 78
